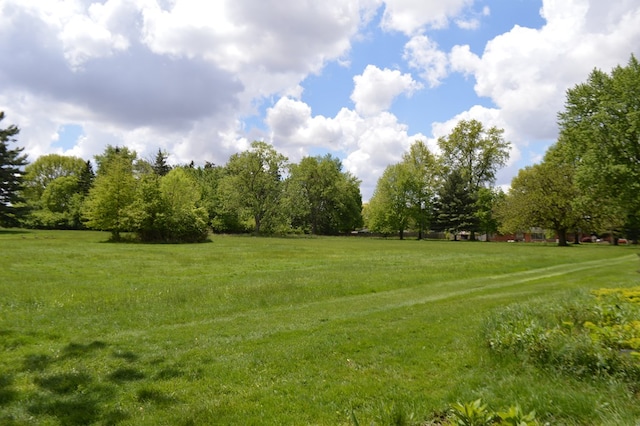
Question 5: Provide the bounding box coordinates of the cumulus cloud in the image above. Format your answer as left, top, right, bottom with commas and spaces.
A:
380, 0, 473, 34
0, 0, 377, 166
403, 35, 449, 87
3, 0, 640, 205
451, 0, 640, 141
351, 65, 423, 116
266, 96, 427, 201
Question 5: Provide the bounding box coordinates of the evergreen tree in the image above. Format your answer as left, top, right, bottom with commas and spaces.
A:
432, 170, 478, 240
78, 160, 95, 196
152, 149, 171, 176
0, 112, 28, 227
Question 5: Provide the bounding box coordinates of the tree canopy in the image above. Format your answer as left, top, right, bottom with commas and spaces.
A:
218, 141, 288, 234
286, 154, 362, 235
558, 55, 640, 241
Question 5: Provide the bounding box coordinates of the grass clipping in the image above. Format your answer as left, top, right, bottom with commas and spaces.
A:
483, 286, 640, 384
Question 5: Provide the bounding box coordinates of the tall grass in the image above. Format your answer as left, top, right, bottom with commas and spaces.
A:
0, 230, 638, 424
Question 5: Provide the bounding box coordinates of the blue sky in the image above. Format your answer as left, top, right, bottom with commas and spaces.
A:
1, 0, 639, 200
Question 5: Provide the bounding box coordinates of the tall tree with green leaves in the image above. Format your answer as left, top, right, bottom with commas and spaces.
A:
402, 140, 439, 239
158, 168, 209, 242
184, 164, 246, 233
218, 141, 288, 234
475, 186, 505, 241
286, 154, 362, 235
437, 119, 510, 239
83, 146, 137, 240
367, 163, 413, 239
496, 146, 585, 247
558, 55, 640, 242
0, 112, 27, 227
22, 154, 88, 228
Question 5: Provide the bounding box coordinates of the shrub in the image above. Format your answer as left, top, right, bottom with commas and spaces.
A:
484, 288, 640, 382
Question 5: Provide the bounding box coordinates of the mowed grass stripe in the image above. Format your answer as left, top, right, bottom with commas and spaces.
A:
109, 254, 635, 343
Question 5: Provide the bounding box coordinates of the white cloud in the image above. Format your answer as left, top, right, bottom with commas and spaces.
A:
449, 0, 640, 143
380, 0, 473, 34
403, 35, 449, 87
351, 65, 423, 116
266, 96, 427, 201
0, 0, 378, 169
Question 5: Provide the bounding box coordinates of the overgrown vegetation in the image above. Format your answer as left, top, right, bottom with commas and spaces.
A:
484, 287, 640, 384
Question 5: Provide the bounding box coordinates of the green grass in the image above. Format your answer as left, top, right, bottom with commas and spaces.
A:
0, 229, 639, 425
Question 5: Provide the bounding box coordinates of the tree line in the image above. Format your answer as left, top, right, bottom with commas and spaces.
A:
1, 55, 639, 244
0, 137, 363, 242
365, 55, 640, 245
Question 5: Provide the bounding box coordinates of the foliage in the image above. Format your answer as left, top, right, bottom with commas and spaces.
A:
157, 168, 209, 242
367, 162, 413, 238
402, 140, 439, 239
446, 399, 538, 426
432, 169, 478, 239
22, 154, 89, 229
0, 111, 28, 227
558, 55, 640, 238
366, 140, 440, 239
185, 164, 249, 233
436, 119, 510, 239
152, 148, 171, 176
437, 119, 510, 192
286, 154, 362, 234
484, 288, 640, 382
447, 399, 495, 426
82, 146, 137, 240
475, 187, 504, 241
496, 146, 583, 246
218, 141, 288, 234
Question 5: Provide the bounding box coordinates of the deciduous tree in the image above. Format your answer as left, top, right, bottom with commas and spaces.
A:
83, 147, 137, 240
402, 140, 439, 239
218, 141, 288, 234
558, 55, 640, 242
437, 119, 510, 239
286, 154, 362, 234
22, 154, 88, 228
496, 147, 584, 247
367, 163, 413, 239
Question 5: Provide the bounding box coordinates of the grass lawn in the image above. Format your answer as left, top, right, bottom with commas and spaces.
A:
1, 229, 639, 425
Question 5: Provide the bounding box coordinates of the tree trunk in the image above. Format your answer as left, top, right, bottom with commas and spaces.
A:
557, 229, 568, 246
399, 228, 404, 240
254, 215, 261, 234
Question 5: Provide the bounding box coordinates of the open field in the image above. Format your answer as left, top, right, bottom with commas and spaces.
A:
1, 230, 639, 425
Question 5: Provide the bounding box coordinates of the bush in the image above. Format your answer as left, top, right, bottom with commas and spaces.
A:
483, 288, 640, 382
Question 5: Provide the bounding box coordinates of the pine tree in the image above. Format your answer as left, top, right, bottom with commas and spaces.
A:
432, 170, 478, 240
152, 149, 171, 176
0, 112, 28, 227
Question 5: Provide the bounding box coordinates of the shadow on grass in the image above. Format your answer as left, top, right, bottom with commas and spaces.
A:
0, 229, 30, 235
62, 340, 108, 358
9, 337, 177, 424
0, 374, 18, 406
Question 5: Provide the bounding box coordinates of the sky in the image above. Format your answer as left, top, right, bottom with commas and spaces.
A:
1, 0, 640, 201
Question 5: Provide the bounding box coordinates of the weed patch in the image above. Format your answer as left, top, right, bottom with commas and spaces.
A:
484, 287, 640, 383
